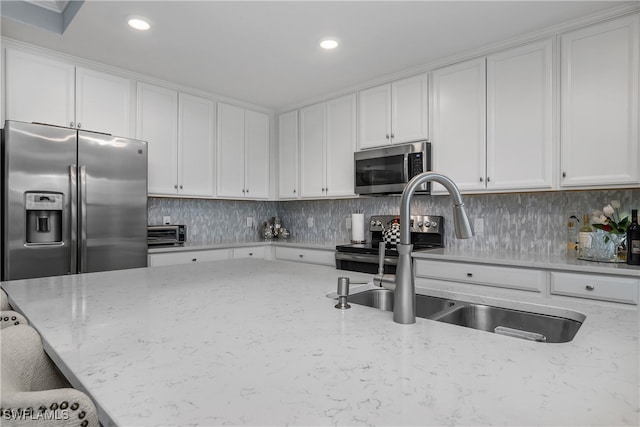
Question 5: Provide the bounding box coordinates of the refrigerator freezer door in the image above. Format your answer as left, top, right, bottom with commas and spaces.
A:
78, 131, 148, 273
2, 121, 77, 280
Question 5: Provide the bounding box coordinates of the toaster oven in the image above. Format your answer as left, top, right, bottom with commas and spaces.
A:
147, 225, 186, 246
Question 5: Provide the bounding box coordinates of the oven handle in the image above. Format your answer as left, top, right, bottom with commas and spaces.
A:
335, 252, 398, 265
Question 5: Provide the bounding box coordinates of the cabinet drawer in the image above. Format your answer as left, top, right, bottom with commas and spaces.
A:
149, 249, 231, 267
274, 247, 335, 266
233, 246, 265, 259
550, 272, 639, 305
414, 259, 544, 292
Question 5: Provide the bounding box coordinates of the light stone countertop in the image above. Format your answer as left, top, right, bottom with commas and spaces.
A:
2, 259, 638, 426
149, 239, 640, 277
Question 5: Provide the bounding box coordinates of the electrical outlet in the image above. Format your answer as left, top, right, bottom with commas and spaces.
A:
162, 216, 171, 225
307, 217, 314, 228
246, 217, 253, 227
474, 218, 484, 236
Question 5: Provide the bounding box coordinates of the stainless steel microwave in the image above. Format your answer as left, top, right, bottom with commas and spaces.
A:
354, 141, 431, 195
147, 225, 186, 246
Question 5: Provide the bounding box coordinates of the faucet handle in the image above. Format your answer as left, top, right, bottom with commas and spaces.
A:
378, 241, 386, 276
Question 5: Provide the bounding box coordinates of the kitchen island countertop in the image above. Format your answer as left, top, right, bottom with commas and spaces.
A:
4, 259, 637, 426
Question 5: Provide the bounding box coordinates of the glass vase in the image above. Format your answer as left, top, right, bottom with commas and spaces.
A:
589, 229, 626, 263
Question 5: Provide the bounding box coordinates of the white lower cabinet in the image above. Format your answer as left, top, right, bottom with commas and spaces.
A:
148, 249, 231, 267
415, 258, 639, 306
414, 259, 545, 293
550, 272, 639, 305
232, 246, 266, 259
273, 246, 335, 266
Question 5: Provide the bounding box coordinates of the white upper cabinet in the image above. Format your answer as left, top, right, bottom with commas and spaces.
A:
75, 67, 135, 137
431, 58, 486, 193
358, 74, 428, 149
300, 94, 357, 198
278, 111, 299, 199
217, 103, 270, 199
326, 95, 357, 197
5, 48, 134, 138
431, 39, 554, 194
136, 83, 179, 195
486, 38, 554, 191
5, 48, 75, 128
358, 84, 390, 149
244, 109, 270, 199
178, 93, 215, 197
300, 103, 326, 198
560, 14, 639, 188
391, 74, 429, 145
217, 103, 246, 197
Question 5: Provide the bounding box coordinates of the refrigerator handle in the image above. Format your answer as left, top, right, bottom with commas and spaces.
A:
69, 165, 78, 274
79, 165, 88, 273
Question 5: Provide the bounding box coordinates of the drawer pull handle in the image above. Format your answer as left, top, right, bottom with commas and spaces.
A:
585, 285, 595, 291
192, 258, 197, 262
466, 273, 473, 278
249, 252, 253, 256
299, 254, 304, 258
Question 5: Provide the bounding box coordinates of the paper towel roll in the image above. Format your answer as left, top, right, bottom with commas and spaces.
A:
351, 213, 365, 243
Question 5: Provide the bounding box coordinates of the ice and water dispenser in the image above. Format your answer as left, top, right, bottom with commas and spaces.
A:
25, 192, 63, 244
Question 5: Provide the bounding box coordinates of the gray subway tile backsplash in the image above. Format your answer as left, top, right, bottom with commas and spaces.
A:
149, 188, 639, 254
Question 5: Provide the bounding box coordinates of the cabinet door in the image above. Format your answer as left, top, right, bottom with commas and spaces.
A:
392, 74, 428, 144
487, 39, 553, 191
560, 15, 639, 188
216, 103, 246, 198
245, 110, 270, 199
136, 83, 178, 195
431, 58, 486, 193
326, 94, 356, 197
278, 111, 299, 199
5, 48, 74, 127
358, 84, 391, 149
299, 103, 326, 198
178, 93, 215, 197
75, 67, 135, 137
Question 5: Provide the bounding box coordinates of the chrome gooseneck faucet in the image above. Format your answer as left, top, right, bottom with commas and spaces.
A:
393, 172, 473, 324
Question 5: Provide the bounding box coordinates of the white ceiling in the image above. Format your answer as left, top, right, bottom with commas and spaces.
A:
1, 1, 637, 111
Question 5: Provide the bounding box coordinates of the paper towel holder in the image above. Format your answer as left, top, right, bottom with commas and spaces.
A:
350, 212, 366, 244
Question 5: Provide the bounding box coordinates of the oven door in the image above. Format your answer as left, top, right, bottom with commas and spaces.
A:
335, 251, 397, 274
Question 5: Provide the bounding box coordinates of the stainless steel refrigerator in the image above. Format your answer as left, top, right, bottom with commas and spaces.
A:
1, 121, 148, 281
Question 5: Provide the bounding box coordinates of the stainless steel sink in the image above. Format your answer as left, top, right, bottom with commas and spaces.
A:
430, 304, 583, 343
348, 289, 455, 318
344, 288, 584, 343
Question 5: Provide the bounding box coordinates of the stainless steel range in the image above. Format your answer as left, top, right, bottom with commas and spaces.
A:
335, 214, 444, 274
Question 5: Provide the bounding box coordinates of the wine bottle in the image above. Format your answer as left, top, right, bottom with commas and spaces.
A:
578, 213, 592, 259
627, 209, 640, 265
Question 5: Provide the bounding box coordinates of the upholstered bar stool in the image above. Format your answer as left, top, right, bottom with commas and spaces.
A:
1, 310, 28, 329
0, 325, 99, 426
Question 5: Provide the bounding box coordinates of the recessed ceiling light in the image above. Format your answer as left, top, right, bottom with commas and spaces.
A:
128, 17, 150, 31
320, 39, 339, 50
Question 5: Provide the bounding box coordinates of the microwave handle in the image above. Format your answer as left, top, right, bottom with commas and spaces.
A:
403, 155, 410, 183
